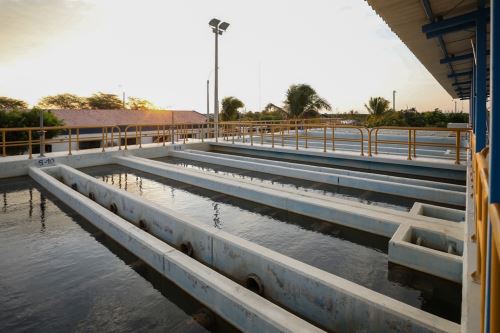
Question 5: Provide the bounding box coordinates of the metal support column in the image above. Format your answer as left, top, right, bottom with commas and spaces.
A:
475, 10, 488, 152
486, 2, 499, 333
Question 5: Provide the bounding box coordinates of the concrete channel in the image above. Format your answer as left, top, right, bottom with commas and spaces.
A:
114, 154, 464, 283
168, 149, 465, 206
29, 163, 460, 333
181, 149, 465, 192
29, 165, 321, 333
209, 142, 467, 182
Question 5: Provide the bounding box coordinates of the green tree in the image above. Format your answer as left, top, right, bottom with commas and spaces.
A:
127, 97, 156, 110
87, 92, 123, 109
284, 84, 331, 119
0, 96, 29, 110
364, 97, 390, 116
221, 97, 244, 121
0, 107, 63, 155
38, 93, 88, 109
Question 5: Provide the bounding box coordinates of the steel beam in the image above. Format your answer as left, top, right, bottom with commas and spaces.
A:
423, 9, 490, 39
441, 53, 475, 64
448, 70, 472, 78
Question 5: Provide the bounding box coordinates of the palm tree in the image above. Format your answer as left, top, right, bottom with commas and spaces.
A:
364, 97, 390, 116
283, 84, 331, 119
221, 97, 244, 121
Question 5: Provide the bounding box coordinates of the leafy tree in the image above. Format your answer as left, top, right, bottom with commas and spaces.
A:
221, 97, 244, 121
38, 93, 88, 109
263, 103, 287, 118
0, 96, 29, 110
127, 97, 156, 110
365, 109, 469, 128
87, 92, 123, 109
284, 84, 331, 118
364, 97, 390, 116
0, 107, 63, 154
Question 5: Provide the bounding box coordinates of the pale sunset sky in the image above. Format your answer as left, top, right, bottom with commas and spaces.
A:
0, 0, 467, 113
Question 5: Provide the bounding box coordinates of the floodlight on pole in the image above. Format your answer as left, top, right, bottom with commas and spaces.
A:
209, 18, 229, 140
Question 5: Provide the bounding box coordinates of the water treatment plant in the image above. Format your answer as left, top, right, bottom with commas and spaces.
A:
1, 1, 499, 333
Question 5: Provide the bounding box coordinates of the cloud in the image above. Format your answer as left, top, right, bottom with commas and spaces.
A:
0, 0, 93, 62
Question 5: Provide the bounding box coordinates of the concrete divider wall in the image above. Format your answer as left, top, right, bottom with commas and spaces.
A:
170, 150, 466, 206
186, 149, 466, 192
33, 163, 459, 333
29, 166, 323, 333
0, 142, 209, 179
210, 143, 467, 182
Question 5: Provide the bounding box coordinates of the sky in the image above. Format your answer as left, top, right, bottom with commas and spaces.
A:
0, 0, 467, 113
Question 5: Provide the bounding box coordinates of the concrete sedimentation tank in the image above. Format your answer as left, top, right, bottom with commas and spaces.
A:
0, 132, 471, 333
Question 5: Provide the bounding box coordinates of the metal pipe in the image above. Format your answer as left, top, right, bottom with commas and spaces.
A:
39, 109, 45, 157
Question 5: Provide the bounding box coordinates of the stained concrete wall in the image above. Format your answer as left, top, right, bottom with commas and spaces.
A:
29, 166, 322, 333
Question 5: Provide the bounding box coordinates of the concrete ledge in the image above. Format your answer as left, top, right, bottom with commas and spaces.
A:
389, 225, 463, 283
170, 150, 466, 206
29, 165, 322, 333
0, 141, 209, 179
209, 142, 466, 182
410, 203, 466, 222
35, 163, 460, 333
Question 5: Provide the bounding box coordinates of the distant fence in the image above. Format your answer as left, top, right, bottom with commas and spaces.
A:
1, 120, 470, 164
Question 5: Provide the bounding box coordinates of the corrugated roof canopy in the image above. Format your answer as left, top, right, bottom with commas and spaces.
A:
366, 0, 490, 100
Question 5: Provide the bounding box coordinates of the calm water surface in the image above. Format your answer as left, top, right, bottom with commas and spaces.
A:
83, 164, 462, 323
0, 177, 236, 333
153, 156, 414, 211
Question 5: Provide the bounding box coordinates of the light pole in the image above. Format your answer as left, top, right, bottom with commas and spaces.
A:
393, 90, 396, 111
206, 79, 210, 119
209, 18, 230, 140
119, 84, 125, 109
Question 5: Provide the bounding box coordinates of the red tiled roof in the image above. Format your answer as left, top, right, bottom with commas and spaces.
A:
49, 109, 206, 127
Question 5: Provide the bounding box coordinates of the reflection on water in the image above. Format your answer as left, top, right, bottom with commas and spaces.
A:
155, 156, 414, 211
0, 177, 237, 333
83, 164, 462, 323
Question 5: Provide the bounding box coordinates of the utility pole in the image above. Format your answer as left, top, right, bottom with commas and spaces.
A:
393, 90, 396, 111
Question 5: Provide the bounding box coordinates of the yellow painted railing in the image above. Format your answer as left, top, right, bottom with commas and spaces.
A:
1, 121, 469, 163
371, 126, 469, 164
219, 122, 366, 155
0, 125, 121, 158
472, 141, 500, 333
218, 121, 469, 163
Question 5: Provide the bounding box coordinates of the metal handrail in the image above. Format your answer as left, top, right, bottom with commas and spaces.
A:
472, 145, 499, 332
371, 126, 470, 164
1, 122, 471, 164
1, 125, 120, 158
